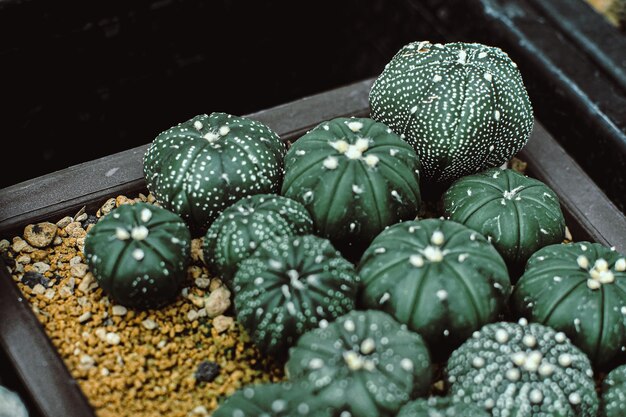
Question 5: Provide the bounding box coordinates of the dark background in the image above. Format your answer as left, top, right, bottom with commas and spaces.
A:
1, 0, 624, 214
0, 0, 448, 189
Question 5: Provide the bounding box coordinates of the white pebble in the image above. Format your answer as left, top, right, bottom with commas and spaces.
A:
112, 305, 127, 316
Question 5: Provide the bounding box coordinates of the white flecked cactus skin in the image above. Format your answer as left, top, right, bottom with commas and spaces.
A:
286, 310, 432, 417
370, 41, 533, 184
143, 112, 286, 235
602, 364, 626, 417
447, 320, 599, 417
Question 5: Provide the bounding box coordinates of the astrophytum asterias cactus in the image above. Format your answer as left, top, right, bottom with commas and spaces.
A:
286, 310, 432, 417
212, 382, 332, 417
443, 168, 565, 274
447, 320, 598, 417
397, 396, 490, 417
358, 218, 511, 356
512, 242, 626, 368
84, 202, 191, 309
143, 112, 286, 235
601, 364, 626, 417
233, 234, 358, 357
203, 193, 313, 284
370, 41, 533, 184
281, 117, 421, 257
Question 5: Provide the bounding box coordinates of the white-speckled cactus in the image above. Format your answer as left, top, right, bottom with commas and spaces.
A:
286, 310, 432, 417
281, 117, 421, 258
447, 320, 599, 417
143, 113, 286, 235
233, 235, 359, 357
212, 382, 332, 417
84, 202, 191, 309
358, 219, 511, 356
512, 242, 626, 368
601, 364, 626, 417
397, 396, 490, 417
370, 41, 533, 184
203, 194, 313, 285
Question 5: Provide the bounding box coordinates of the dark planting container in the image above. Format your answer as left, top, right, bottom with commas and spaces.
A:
0, 1, 625, 416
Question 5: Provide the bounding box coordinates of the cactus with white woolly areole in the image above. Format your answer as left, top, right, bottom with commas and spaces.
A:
203, 194, 313, 285
286, 310, 432, 417
370, 41, 533, 184
281, 117, 421, 258
233, 234, 358, 357
143, 112, 286, 235
358, 218, 511, 356
212, 382, 332, 417
443, 168, 565, 275
447, 320, 598, 417
84, 203, 191, 309
397, 396, 490, 417
601, 364, 626, 417
512, 242, 626, 368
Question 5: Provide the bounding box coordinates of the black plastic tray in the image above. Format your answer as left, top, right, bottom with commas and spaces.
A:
1, 79, 625, 417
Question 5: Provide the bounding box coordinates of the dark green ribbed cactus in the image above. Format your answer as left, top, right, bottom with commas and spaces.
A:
286, 310, 432, 417
397, 396, 490, 417
233, 234, 358, 357
370, 41, 533, 184
447, 320, 598, 417
143, 112, 286, 235
358, 218, 511, 355
601, 364, 626, 417
512, 242, 626, 368
203, 194, 313, 285
84, 202, 191, 309
212, 382, 332, 417
281, 117, 421, 257
443, 168, 565, 274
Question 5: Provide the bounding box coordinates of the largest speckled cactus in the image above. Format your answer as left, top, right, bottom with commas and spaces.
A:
447, 320, 599, 417
143, 112, 286, 235
370, 41, 533, 184
84, 203, 191, 309
281, 117, 421, 257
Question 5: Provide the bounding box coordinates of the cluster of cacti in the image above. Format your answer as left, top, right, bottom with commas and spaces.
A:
80, 39, 623, 417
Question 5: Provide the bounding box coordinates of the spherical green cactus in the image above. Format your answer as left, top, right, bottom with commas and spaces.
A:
212, 382, 332, 417
203, 194, 313, 285
143, 112, 286, 235
358, 218, 511, 356
281, 117, 421, 257
370, 41, 533, 184
84, 202, 191, 309
512, 242, 626, 368
233, 235, 359, 357
397, 396, 490, 417
447, 320, 599, 417
443, 168, 565, 274
601, 364, 626, 417
286, 310, 432, 417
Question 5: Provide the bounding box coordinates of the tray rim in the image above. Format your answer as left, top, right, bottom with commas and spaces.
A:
1, 77, 625, 417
